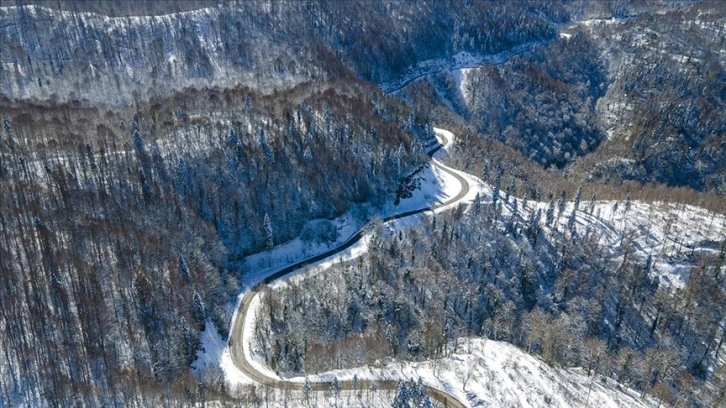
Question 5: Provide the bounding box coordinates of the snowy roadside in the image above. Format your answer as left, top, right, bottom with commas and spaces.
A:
382, 41, 549, 94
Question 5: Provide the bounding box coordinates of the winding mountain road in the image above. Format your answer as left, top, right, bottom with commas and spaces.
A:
229, 129, 470, 407
381, 40, 549, 94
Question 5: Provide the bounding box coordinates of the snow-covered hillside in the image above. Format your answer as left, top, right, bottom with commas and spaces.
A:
196, 128, 726, 406
0, 5, 322, 104
442, 128, 726, 288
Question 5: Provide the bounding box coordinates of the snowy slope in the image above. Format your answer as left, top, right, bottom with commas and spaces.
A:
200, 317, 657, 407
0, 5, 322, 104
499, 193, 726, 288
308, 338, 657, 408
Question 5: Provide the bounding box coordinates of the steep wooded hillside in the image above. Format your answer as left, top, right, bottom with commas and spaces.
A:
0, 80, 432, 406
572, 4, 726, 194
426, 2, 725, 194
0, 1, 564, 105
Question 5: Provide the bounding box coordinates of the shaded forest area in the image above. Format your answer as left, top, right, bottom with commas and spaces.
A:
420, 2, 725, 195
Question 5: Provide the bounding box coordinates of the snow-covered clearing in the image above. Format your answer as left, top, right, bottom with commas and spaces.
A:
505, 196, 726, 288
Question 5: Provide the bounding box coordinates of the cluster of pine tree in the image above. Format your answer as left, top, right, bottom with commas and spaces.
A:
461, 32, 607, 170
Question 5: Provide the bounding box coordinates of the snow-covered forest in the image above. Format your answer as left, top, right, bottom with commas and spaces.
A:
253, 162, 726, 406
1, 0, 725, 407
0, 1, 562, 105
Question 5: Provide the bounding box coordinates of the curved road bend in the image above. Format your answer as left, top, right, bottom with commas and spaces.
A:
229, 131, 469, 408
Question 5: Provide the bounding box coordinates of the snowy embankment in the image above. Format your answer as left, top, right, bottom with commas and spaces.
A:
198, 324, 657, 408
307, 338, 656, 408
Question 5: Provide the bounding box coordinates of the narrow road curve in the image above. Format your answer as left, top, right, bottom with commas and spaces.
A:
229, 130, 469, 408
382, 40, 549, 94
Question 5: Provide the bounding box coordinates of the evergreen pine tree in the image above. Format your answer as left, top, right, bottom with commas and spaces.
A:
385, 324, 396, 356
393, 380, 410, 407
546, 199, 555, 227
574, 186, 583, 211
193, 292, 206, 329
259, 128, 275, 163
330, 376, 341, 405
588, 193, 596, 215
303, 376, 312, 402
568, 209, 577, 232
264, 213, 274, 249
415, 378, 433, 408
505, 178, 515, 203
492, 171, 502, 204
557, 191, 567, 219
178, 255, 190, 282
625, 194, 632, 214
352, 374, 360, 391
133, 129, 146, 155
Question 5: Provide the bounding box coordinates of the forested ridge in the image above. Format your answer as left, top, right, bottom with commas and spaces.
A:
0, 0, 564, 105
